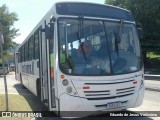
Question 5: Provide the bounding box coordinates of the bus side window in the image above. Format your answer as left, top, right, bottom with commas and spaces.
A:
18, 49, 21, 63
21, 45, 24, 62
34, 31, 39, 59
24, 41, 29, 61
28, 36, 34, 60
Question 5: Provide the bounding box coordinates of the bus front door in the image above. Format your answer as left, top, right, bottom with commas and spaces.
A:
40, 24, 56, 111
39, 29, 49, 109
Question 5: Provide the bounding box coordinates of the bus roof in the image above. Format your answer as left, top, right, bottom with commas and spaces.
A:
17, 1, 134, 50
55, 2, 134, 21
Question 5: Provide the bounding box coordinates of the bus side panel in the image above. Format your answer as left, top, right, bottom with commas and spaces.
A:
27, 60, 39, 96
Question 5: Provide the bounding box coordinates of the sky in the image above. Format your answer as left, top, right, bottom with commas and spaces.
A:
0, 0, 105, 44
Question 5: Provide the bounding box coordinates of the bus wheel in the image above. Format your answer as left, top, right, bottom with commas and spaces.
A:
20, 73, 25, 89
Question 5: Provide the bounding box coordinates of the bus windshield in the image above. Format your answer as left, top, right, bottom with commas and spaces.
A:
58, 18, 142, 75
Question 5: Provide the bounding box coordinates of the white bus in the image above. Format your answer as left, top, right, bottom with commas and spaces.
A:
15, 2, 144, 117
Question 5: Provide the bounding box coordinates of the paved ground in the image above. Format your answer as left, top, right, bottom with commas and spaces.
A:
145, 80, 160, 92
0, 72, 33, 95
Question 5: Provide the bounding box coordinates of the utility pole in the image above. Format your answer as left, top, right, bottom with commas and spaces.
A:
0, 31, 8, 111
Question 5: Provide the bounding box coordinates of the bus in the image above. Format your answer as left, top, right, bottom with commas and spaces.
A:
15, 2, 144, 117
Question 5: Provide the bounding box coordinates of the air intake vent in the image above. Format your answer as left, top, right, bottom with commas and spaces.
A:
83, 80, 136, 100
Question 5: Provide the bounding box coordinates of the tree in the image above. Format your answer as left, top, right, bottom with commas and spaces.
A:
0, 4, 19, 52
105, 0, 160, 54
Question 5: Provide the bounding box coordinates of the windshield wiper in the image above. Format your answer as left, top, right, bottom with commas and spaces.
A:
77, 16, 87, 61
117, 19, 124, 43
114, 19, 124, 56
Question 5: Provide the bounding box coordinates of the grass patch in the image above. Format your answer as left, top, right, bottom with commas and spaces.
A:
147, 52, 160, 58
0, 94, 40, 120
0, 94, 39, 111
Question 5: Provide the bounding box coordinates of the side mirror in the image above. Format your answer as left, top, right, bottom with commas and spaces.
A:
137, 28, 144, 39
45, 24, 51, 39
41, 23, 54, 40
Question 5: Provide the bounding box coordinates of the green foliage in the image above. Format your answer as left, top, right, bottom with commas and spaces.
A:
11, 41, 19, 48
0, 4, 19, 51
147, 52, 160, 59
105, 0, 160, 54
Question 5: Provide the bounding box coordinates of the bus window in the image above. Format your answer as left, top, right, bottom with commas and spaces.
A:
18, 49, 21, 63
34, 31, 39, 59
28, 36, 34, 60
24, 41, 28, 61
21, 45, 24, 62
58, 18, 111, 75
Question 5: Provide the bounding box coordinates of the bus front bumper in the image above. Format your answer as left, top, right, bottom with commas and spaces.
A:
59, 86, 145, 117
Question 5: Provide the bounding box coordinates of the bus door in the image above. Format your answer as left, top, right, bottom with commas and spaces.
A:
39, 25, 49, 108
40, 21, 56, 110
48, 22, 57, 110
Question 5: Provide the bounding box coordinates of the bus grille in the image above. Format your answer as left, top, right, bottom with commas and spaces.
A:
83, 80, 136, 100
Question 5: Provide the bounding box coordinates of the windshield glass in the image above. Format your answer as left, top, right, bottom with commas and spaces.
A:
58, 18, 142, 75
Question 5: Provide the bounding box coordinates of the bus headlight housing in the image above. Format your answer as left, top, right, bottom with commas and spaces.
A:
62, 79, 68, 86
61, 79, 78, 96
66, 86, 72, 93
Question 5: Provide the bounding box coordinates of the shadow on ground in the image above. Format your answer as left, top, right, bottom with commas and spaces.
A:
13, 83, 41, 111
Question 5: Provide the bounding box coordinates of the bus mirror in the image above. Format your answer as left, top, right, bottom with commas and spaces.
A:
49, 23, 54, 39
42, 23, 54, 40
137, 28, 143, 39
45, 25, 50, 39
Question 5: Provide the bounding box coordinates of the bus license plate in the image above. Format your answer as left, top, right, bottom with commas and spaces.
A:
107, 101, 121, 109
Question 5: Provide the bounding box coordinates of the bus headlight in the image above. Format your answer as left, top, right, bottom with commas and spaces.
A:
62, 79, 68, 86
66, 86, 72, 93
61, 79, 78, 96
